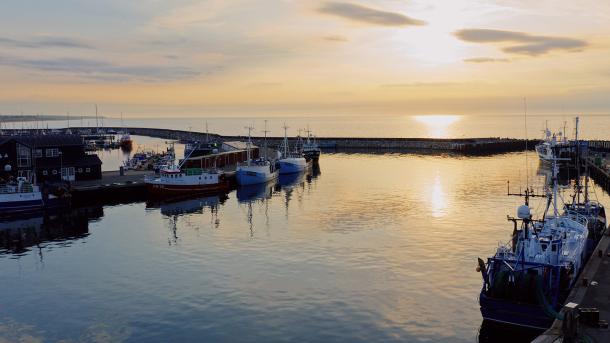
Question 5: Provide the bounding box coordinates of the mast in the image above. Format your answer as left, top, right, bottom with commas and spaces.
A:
205, 121, 209, 143
245, 125, 253, 166
282, 123, 289, 158
575, 116, 581, 204
261, 120, 270, 160
95, 104, 99, 132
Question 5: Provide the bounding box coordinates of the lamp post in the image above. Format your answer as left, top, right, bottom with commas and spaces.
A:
58, 151, 63, 181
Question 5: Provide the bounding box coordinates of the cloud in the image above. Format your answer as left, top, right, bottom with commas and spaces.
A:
454, 29, 587, 56
0, 55, 208, 82
0, 36, 93, 49
317, 2, 426, 27
323, 34, 348, 42
463, 57, 510, 63
379, 82, 458, 88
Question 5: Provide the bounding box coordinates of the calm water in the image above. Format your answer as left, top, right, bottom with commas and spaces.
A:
7, 113, 610, 140
1, 152, 609, 342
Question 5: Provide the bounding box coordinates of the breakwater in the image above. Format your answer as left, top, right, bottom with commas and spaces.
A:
10, 127, 539, 155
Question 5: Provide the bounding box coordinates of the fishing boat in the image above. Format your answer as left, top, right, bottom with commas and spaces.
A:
236, 125, 278, 186
535, 122, 571, 163
563, 118, 607, 256
302, 128, 321, 163
477, 159, 590, 329
145, 142, 229, 198
0, 177, 63, 215
278, 125, 309, 174
119, 133, 133, 150
145, 166, 228, 199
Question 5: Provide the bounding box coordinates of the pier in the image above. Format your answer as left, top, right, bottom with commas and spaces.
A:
2, 127, 539, 154
532, 150, 610, 342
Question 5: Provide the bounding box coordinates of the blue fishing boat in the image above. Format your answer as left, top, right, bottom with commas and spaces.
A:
235, 125, 278, 186
278, 125, 308, 175
0, 177, 64, 215
478, 160, 590, 329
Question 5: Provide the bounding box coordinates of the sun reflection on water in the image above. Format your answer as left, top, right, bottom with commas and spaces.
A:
430, 174, 447, 218
413, 115, 462, 138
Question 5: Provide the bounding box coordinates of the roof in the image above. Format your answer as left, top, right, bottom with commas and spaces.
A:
0, 134, 84, 148
222, 141, 257, 150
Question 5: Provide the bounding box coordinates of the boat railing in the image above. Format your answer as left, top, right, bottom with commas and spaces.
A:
563, 211, 589, 228
0, 183, 34, 194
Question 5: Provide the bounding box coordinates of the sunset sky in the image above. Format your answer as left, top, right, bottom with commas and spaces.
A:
0, 0, 609, 118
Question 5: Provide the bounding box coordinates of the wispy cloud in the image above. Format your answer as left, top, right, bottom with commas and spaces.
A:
317, 2, 426, 27
463, 57, 510, 63
0, 55, 208, 82
0, 36, 93, 49
323, 34, 348, 42
454, 29, 587, 56
380, 82, 458, 88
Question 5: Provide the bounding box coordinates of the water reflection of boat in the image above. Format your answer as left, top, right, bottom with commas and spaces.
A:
278, 171, 306, 188
0, 207, 102, 255
146, 194, 227, 216
236, 182, 274, 203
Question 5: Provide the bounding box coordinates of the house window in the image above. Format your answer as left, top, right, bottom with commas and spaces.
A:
86, 168, 91, 172
78, 168, 83, 173
17, 170, 31, 180
43, 170, 48, 176
17, 145, 31, 167
52, 170, 57, 175
33, 149, 42, 158
46, 148, 60, 157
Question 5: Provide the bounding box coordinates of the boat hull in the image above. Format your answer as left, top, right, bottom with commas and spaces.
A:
146, 181, 229, 199
236, 170, 278, 186
278, 159, 309, 174
479, 292, 555, 330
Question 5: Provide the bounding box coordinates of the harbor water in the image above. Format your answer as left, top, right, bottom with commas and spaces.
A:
1, 151, 609, 342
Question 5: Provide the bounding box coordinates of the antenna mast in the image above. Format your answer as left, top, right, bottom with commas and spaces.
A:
261, 120, 270, 160
524, 97, 529, 188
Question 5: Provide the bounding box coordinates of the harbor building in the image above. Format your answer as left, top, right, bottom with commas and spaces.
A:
0, 134, 102, 183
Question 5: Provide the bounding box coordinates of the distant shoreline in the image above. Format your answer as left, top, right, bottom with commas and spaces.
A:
0, 115, 103, 122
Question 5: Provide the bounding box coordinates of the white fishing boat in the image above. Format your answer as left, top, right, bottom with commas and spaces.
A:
278, 125, 308, 174
535, 122, 570, 163
236, 125, 278, 186
0, 177, 63, 215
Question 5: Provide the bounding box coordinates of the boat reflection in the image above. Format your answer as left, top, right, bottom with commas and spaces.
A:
236, 181, 275, 203
536, 161, 571, 187
146, 194, 227, 217
0, 207, 103, 256
477, 320, 542, 343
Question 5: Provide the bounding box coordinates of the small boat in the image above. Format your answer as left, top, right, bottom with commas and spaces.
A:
0, 177, 64, 215
302, 128, 321, 163
235, 125, 278, 185
278, 125, 309, 174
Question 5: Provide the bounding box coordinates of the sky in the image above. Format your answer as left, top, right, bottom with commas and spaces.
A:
0, 0, 609, 118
